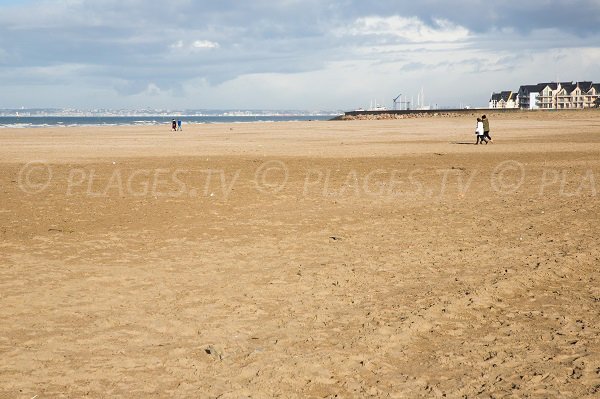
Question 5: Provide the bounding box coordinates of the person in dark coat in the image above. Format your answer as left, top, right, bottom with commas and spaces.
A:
482, 115, 492, 143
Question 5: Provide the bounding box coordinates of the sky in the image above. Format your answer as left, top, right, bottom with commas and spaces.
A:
1, 0, 599, 110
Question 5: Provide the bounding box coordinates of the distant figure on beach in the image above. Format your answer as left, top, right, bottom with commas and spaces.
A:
482, 115, 492, 143
177, 120, 182, 131
475, 117, 487, 145
171, 119, 177, 132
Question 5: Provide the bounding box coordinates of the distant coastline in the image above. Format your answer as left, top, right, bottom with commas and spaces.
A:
0, 113, 339, 128
0, 108, 342, 118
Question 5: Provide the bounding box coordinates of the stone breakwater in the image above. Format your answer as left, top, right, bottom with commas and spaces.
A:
337, 112, 466, 121
331, 108, 525, 121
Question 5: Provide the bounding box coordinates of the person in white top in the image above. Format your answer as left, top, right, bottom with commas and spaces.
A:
475, 117, 487, 145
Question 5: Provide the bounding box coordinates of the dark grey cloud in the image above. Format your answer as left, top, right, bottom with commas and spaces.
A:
334, 0, 600, 35
0, 0, 336, 88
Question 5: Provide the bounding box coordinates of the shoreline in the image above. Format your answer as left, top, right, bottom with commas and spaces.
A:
0, 115, 337, 129
2, 112, 600, 163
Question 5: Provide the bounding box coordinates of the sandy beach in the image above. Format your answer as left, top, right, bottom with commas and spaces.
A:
1, 110, 600, 397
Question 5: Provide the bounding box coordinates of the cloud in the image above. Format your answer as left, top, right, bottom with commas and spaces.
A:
191, 40, 220, 49
338, 16, 470, 43
0, 0, 599, 109
141, 82, 163, 96
170, 40, 184, 49
0, 47, 7, 63
334, 1, 600, 36
170, 39, 220, 51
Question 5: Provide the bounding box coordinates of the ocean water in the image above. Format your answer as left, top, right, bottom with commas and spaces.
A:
0, 115, 335, 128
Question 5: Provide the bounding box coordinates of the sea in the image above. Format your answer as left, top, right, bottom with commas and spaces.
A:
0, 114, 337, 128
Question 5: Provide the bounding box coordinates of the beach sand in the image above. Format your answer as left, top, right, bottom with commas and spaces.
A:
1, 111, 599, 397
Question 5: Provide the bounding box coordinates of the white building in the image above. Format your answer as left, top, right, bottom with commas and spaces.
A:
516, 81, 600, 110
489, 91, 519, 109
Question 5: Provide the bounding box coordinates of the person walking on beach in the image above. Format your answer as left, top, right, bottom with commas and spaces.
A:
475, 117, 487, 145
177, 119, 182, 131
482, 115, 492, 143
171, 119, 177, 132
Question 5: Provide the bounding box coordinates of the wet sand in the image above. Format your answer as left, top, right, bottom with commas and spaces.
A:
1, 110, 600, 397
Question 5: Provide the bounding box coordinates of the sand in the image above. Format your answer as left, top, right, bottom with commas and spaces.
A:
1, 110, 599, 398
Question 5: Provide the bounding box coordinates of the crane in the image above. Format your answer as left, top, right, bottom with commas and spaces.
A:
393, 94, 402, 110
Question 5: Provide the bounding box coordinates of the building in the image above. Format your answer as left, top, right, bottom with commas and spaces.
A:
489, 91, 519, 109
517, 84, 546, 110
501, 81, 600, 110
556, 81, 600, 109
